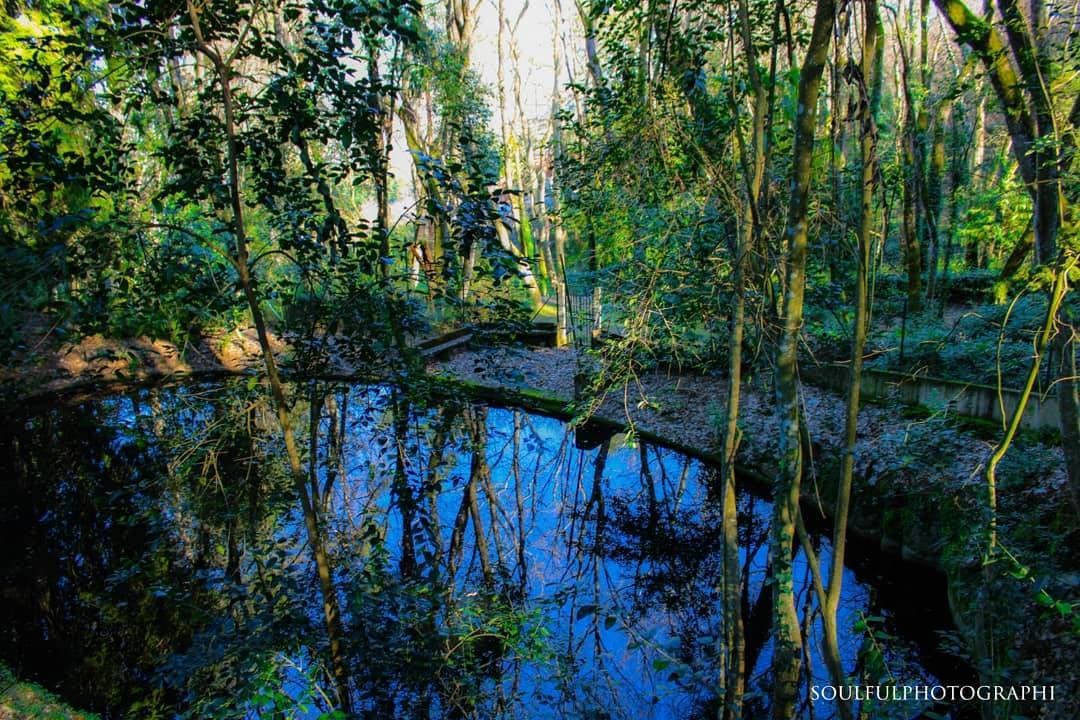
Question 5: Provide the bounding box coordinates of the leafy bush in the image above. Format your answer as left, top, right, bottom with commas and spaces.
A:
96, 226, 246, 344
867, 293, 1077, 388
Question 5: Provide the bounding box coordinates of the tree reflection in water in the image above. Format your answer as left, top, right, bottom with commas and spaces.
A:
0, 380, 938, 719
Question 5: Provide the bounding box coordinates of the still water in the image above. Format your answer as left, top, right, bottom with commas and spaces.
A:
0, 380, 955, 718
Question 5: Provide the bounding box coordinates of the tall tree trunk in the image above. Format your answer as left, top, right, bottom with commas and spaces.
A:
575, 0, 605, 88
819, 4, 881, 716
184, 4, 353, 713
966, 95, 986, 267
400, 95, 450, 288
770, 0, 836, 714
896, 19, 923, 313
939, 96, 968, 312
550, 0, 570, 346
446, 0, 475, 59
369, 47, 393, 282
497, 0, 509, 189
761, 0, 786, 216
828, 29, 846, 282
925, 102, 947, 302
714, 0, 771, 712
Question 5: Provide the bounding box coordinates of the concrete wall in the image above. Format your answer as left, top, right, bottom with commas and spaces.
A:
801, 364, 1061, 432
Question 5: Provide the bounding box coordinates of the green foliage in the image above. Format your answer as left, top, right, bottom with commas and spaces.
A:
0, 1, 134, 354
411, 116, 534, 327
560, 76, 740, 372
867, 293, 1078, 388
952, 174, 1032, 268
95, 220, 245, 344
0, 0, 439, 359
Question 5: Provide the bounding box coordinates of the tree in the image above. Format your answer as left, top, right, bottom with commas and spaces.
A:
931, 0, 1080, 511
769, 0, 837, 714
820, 1, 882, 712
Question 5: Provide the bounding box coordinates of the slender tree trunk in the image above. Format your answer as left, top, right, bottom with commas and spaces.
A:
925, 103, 947, 302
761, 0, 785, 216
828, 32, 846, 282
184, 4, 353, 712
550, 0, 570, 346
400, 95, 450, 289
369, 48, 393, 282
896, 20, 923, 313
820, 4, 881, 716
770, 0, 836, 714
985, 258, 1075, 550
940, 99, 967, 313
576, 0, 604, 88
498, 0, 509, 189
966, 95, 986, 268
715, 3, 771, 716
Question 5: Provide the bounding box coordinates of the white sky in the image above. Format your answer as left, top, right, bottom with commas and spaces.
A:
473, 0, 562, 122
387, 0, 568, 216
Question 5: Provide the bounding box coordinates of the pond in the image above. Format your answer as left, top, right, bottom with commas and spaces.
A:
0, 379, 964, 719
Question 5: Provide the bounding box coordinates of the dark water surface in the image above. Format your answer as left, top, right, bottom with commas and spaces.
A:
0, 379, 959, 718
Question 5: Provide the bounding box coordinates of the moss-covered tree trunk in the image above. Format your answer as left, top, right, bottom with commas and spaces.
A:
770, 0, 835, 714
924, 101, 947, 302
819, 4, 881, 716
896, 18, 923, 314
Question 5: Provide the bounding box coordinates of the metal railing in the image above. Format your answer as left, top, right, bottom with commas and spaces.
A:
565, 287, 602, 349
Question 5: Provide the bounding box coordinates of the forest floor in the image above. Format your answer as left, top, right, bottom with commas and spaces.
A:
0, 320, 283, 399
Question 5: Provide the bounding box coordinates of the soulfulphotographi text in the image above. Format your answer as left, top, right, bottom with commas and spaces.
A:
811, 685, 1056, 703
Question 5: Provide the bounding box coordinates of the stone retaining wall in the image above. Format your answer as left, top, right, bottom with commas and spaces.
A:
802, 364, 1060, 431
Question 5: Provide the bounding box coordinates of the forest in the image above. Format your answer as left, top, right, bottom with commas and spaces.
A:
0, 0, 1077, 718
